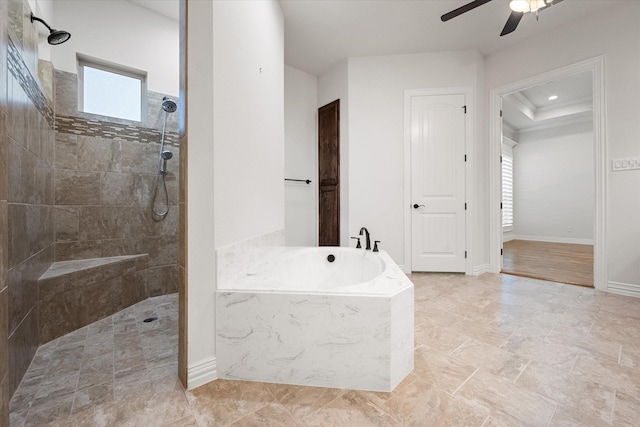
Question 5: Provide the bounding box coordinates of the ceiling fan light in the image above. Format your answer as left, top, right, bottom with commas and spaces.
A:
509, 0, 530, 13
529, 0, 548, 12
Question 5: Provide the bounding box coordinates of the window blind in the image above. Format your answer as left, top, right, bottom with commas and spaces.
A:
502, 141, 514, 231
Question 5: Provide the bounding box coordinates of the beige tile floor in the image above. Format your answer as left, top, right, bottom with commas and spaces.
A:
9, 273, 640, 426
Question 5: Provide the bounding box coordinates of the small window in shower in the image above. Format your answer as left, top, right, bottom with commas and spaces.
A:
78, 54, 147, 122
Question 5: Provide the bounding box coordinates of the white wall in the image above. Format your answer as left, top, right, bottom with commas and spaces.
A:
284, 65, 317, 246
185, 0, 215, 385
485, 2, 640, 288
212, 0, 284, 248
317, 60, 350, 246
50, 0, 179, 95
513, 121, 594, 243
30, 0, 53, 62
347, 51, 481, 267
185, 0, 284, 388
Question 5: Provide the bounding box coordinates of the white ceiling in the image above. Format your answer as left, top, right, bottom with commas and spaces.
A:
502, 70, 593, 132
127, 0, 618, 77
129, 0, 179, 21
127, 0, 604, 131
280, 0, 615, 76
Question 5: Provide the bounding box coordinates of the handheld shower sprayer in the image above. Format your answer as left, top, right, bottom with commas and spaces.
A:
160, 150, 173, 175
152, 96, 178, 220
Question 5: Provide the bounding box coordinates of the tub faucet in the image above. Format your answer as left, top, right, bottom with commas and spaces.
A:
359, 227, 371, 250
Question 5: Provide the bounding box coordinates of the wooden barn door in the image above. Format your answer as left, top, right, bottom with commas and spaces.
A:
318, 100, 340, 246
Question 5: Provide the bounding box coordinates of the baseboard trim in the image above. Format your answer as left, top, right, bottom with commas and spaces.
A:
187, 356, 217, 390
472, 264, 491, 275
607, 281, 640, 298
509, 235, 594, 246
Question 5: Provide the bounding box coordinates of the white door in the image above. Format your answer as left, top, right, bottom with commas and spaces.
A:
411, 94, 466, 272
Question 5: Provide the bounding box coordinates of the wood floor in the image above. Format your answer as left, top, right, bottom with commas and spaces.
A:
502, 240, 594, 287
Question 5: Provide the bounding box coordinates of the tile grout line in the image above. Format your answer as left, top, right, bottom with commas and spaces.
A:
448, 338, 471, 356
618, 345, 622, 364
610, 389, 617, 424
545, 402, 558, 427
544, 325, 555, 341
299, 388, 348, 422
498, 331, 515, 349
451, 367, 479, 396
70, 329, 90, 415
568, 354, 579, 374
512, 359, 531, 385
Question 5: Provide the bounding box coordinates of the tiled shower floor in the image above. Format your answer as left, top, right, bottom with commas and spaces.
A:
9, 273, 640, 426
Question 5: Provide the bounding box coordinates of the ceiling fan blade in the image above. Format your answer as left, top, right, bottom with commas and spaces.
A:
500, 11, 524, 36
441, 0, 493, 22
538, 0, 564, 12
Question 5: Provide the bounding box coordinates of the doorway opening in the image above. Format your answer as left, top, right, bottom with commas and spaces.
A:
489, 57, 606, 290
500, 70, 595, 287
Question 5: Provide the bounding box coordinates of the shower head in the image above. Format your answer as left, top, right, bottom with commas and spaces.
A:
48, 29, 71, 45
162, 97, 178, 113
30, 13, 71, 45
159, 150, 173, 175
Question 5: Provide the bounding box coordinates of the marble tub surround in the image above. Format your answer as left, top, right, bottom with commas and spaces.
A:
215, 229, 286, 288
216, 248, 414, 392
37, 254, 154, 342
9, 273, 640, 426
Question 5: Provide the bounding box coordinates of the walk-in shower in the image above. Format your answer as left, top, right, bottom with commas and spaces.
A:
152, 96, 178, 219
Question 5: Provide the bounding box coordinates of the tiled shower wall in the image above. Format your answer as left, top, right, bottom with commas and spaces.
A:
0, 0, 8, 421
1, 0, 55, 413
0, 0, 180, 417
48, 70, 180, 330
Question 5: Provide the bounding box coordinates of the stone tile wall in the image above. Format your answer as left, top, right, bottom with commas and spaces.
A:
0, 0, 9, 421
2, 0, 55, 407
178, 0, 187, 388
38, 254, 151, 342
0, 0, 180, 415
51, 69, 180, 328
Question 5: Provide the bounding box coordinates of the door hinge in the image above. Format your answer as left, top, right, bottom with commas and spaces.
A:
464, 203, 467, 210
464, 154, 467, 162
465, 251, 467, 259
500, 202, 503, 209
500, 155, 503, 164
500, 109, 503, 117
462, 105, 467, 114
501, 248, 503, 255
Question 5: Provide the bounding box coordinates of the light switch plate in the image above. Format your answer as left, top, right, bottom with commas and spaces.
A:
612, 157, 640, 171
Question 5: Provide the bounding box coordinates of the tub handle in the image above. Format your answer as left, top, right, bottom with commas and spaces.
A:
373, 241, 381, 252
350, 236, 362, 249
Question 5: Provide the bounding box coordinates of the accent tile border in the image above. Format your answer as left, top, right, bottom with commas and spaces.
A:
55, 115, 179, 147
7, 37, 53, 126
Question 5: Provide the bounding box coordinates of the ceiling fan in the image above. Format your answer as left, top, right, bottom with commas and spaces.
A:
441, 0, 564, 36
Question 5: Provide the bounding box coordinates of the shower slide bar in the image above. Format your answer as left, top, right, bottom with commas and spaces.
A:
285, 178, 312, 184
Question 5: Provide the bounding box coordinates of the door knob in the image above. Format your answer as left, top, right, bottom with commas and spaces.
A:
413, 204, 425, 209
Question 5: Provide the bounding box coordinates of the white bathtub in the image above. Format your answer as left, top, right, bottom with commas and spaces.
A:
215, 247, 414, 392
